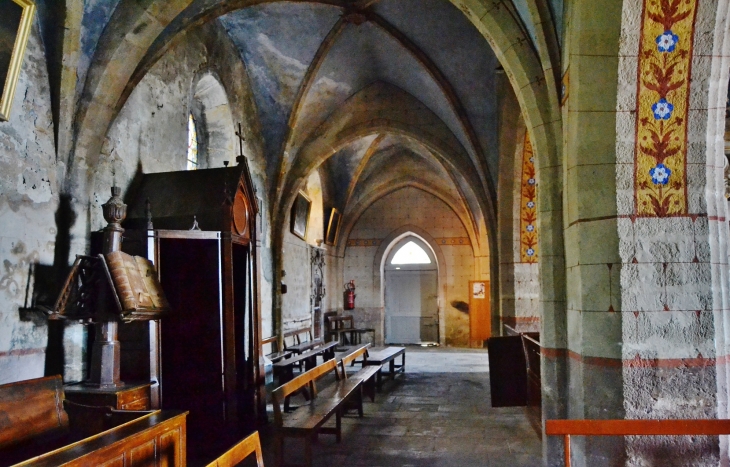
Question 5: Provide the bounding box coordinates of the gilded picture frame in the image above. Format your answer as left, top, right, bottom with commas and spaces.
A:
290, 191, 311, 240
324, 207, 341, 246
0, 0, 35, 122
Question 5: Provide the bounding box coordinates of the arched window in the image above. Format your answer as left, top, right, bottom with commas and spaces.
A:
187, 114, 199, 170
391, 241, 431, 265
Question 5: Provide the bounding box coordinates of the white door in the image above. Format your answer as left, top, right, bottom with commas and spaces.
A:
385, 269, 438, 344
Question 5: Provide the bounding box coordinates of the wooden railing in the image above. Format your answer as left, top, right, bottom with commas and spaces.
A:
545, 419, 730, 467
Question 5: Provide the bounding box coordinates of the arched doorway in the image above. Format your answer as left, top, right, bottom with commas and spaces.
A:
383, 236, 438, 344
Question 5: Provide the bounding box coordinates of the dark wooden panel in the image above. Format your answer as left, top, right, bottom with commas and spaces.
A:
99, 455, 124, 467
158, 428, 183, 467
13, 411, 187, 467
129, 439, 156, 467
232, 243, 255, 428
158, 238, 224, 441
487, 336, 527, 407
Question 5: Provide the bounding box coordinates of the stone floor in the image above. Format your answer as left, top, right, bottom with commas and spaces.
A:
258, 346, 542, 467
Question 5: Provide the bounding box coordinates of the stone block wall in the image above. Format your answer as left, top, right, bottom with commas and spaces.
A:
497, 81, 540, 335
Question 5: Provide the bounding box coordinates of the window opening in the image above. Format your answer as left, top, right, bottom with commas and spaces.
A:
187, 113, 199, 170
391, 241, 431, 265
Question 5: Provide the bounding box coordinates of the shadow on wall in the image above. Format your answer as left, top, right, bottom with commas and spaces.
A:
16, 193, 77, 377
451, 300, 469, 314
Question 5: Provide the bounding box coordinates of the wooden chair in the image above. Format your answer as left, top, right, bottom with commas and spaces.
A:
206, 431, 265, 467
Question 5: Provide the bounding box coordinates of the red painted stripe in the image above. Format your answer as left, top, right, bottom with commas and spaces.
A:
541, 347, 715, 368
0, 348, 46, 358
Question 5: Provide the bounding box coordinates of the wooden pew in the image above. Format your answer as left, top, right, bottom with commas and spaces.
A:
273, 341, 339, 385
338, 344, 380, 407
363, 346, 406, 391
262, 335, 292, 363
273, 344, 336, 411
545, 419, 730, 467
271, 359, 362, 467
206, 431, 264, 467
0, 375, 187, 467
283, 327, 322, 355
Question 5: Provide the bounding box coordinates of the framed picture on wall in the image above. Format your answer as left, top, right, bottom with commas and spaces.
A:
324, 207, 341, 246
290, 191, 311, 240
0, 0, 35, 122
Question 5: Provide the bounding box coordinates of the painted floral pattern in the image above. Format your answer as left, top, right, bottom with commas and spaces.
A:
635, 0, 697, 216
520, 133, 538, 263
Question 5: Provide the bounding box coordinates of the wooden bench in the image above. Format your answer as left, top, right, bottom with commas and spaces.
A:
546, 419, 730, 467
0, 375, 187, 467
283, 327, 322, 355
363, 346, 406, 391
263, 335, 292, 363
273, 342, 338, 411
271, 359, 363, 467
338, 344, 380, 407
206, 430, 264, 467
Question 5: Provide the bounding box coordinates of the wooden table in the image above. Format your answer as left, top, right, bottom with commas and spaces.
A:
363, 347, 406, 391
328, 316, 374, 345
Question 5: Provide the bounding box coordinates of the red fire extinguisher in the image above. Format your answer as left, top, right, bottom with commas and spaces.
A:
344, 280, 356, 310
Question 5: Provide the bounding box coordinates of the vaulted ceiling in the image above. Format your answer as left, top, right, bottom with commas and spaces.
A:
217, 0, 504, 245
62, 0, 564, 252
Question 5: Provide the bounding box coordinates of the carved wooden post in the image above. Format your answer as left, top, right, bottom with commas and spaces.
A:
88, 186, 126, 388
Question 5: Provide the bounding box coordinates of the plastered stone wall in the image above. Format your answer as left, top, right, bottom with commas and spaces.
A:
0, 23, 63, 384
343, 187, 484, 347
280, 170, 325, 334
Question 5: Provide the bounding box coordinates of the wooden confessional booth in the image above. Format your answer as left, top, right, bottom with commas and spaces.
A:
120, 160, 264, 455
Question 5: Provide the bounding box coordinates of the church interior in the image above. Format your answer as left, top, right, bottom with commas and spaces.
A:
1, 0, 730, 465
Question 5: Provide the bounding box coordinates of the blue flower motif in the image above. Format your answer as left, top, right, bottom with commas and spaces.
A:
656, 31, 679, 53
527, 201, 535, 209
652, 98, 674, 120
526, 224, 535, 232
526, 248, 535, 256
527, 178, 536, 186
649, 163, 671, 185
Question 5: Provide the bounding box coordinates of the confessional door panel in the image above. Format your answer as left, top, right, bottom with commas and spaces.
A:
158, 238, 224, 433
232, 242, 254, 425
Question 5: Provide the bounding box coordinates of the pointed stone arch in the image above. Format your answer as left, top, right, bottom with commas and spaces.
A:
372, 225, 448, 346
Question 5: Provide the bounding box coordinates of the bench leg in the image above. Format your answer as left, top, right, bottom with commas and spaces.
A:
389, 359, 395, 379
365, 376, 376, 402
305, 435, 313, 467
377, 368, 383, 392
275, 433, 285, 467
336, 409, 342, 443
357, 386, 364, 417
